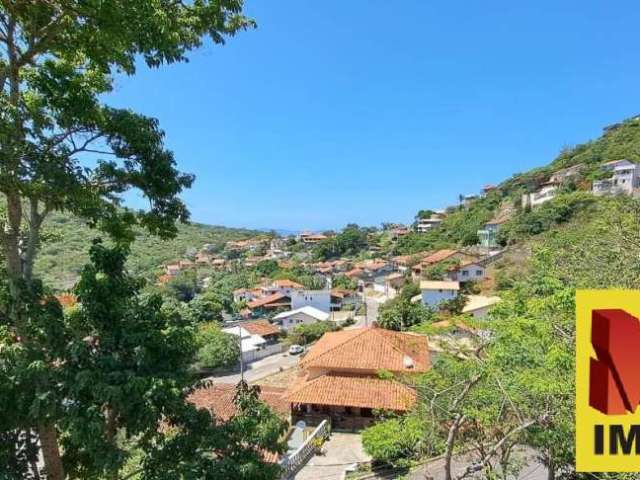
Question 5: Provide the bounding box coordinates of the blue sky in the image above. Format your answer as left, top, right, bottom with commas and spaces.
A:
108, 0, 640, 231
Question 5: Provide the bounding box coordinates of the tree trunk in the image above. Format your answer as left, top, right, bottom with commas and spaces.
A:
38, 423, 65, 480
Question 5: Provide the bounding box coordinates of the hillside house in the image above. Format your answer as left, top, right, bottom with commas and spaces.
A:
462, 295, 501, 318
233, 288, 263, 303
242, 320, 281, 342
330, 289, 359, 311
390, 227, 411, 241
445, 261, 485, 283
411, 249, 474, 278
373, 272, 406, 295
290, 289, 331, 312
462, 194, 478, 207
273, 306, 330, 331
477, 212, 510, 249
592, 159, 640, 196
298, 232, 328, 244
521, 181, 558, 208
420, 280, 460, 307
261, 279, 305, 297
415, 217, 442, 233
286, 327, 429, 429
247, 293, 291, 316
549, 164, 583, 184
165, 263, 181, 276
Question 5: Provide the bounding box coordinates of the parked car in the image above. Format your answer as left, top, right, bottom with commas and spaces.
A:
288, 344, 304, 355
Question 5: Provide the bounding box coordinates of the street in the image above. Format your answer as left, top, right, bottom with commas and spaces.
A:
207, 350, 300, 385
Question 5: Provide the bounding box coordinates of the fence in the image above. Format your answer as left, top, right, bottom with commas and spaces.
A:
279, 419, 331, 479
243, 342, 285, 364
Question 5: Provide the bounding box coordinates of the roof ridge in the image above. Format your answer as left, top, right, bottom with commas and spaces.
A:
371, 329, 420, 362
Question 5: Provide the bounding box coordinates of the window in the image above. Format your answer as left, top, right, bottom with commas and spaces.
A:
476, 270, 483, 276
462, 270, 469, 277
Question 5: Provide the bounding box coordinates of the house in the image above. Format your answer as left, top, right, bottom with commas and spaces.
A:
247, 293, 291, 316
477, 212, 510, 249
344, 268, 365, 280
411, 249, 473, 278
521, 181, 557, 208
481, 184, 496, 196
195, 252, 212, 265
415, 217, 442, 233
273, 306, 330, 331
233, 287, 263, 303
445, 260, 485, 283
390, 227, 410, 241
179, 259, 195, 269
242, 320, 281, 342
592, 159, 640, 196
462, 295, 501, 318
261, 279, 305, 297
391, 252, 428, 273
298, 232, 328, 245
330, 289, 359, 311
188, 383, 288, 463
549, 164, 583, 184
290, 289, 331, 312
211, 258, 226, 270
286, 327, 430, 429
222, 325, 281, 363
420, 280, 460, 307
373, 272, 405, 295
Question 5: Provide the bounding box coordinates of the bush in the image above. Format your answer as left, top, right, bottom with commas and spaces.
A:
287, 321, 340, 346
361, 417, 422, 466
195, 323, 240, 369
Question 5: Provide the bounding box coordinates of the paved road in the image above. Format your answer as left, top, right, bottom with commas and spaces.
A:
207, 351, 300, 385
294, 432, 370, 480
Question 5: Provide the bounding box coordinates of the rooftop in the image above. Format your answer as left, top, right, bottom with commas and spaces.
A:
420, 280, 461, 291
286, 374, 416, 411
300, 327, 430, 373
273, 306, 330, 321
247, 292, 290, 309
242, 320, 281, 337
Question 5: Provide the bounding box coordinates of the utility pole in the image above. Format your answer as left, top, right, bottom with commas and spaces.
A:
238, 323, 244, 383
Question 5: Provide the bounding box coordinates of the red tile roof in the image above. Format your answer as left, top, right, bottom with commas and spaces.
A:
300, 327, 430, 374
247, 292, 290, 309
421, 249, 460, 265
243, 320, 280, 337
272, 279, 304, 289
286, 374, 416, 411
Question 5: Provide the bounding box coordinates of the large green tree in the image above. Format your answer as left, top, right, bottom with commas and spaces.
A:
0, 2, 253, 478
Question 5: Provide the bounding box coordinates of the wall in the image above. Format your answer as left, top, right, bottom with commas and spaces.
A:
421, 289, 457, 307
291, 289, 331, 312
280, 312, 319, 331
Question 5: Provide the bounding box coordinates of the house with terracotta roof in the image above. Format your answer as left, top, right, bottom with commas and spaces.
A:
242, 319, 281, 340
261, 279, 305, 297
247, 292, 291, 316
233, 287, 263, 303
411, 249, 475, 278
330, 288, 359, 311
188, 384, 288, 463
286, 327, 429, 430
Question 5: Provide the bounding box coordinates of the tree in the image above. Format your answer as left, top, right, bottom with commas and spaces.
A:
377, 297, 433, 331
0, 2, 254, 477
166, 270, 201, 302
184, 292, 224, 324
196, 322, 240, 369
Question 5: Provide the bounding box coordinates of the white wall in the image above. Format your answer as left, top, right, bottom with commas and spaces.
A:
291, 289, 331, 312
279, 311, 320, 331
448, 264, 485, 282
421, 289, 458, 307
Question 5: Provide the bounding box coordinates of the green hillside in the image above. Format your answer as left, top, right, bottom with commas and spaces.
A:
36, 212, 262, 290
394, 115, 640, 255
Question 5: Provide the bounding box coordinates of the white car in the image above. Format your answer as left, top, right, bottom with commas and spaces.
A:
288, 344, 304, 355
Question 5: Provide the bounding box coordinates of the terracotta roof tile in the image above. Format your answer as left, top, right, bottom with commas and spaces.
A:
272, 279, 304, 289
300, 327, 430, 373
421, 249, 460, 265
247, 292, 290, 309
243, 320, 280, 337
286, 374, 416, 411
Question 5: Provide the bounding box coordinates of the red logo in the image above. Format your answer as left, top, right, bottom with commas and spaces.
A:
590, 309, 640, 414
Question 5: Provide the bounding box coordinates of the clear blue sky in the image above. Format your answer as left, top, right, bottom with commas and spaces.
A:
108, 0, 640, 231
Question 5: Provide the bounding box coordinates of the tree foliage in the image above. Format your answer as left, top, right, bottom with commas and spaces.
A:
196, 322, 240, 369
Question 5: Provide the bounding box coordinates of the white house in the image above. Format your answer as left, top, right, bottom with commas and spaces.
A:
221, 326, 277, 364
521, 182, 557, 208
290, 289, 332, 312
462, 295, 501, 319
420, 280, 460, 307
416, 217, 443, 233
592, 159, 640, 196
261, 279, 305, 297
446, 261, 485, 283
272, 306, 330, 331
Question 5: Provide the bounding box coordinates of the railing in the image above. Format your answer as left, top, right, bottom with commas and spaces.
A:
279, 419, 331, 479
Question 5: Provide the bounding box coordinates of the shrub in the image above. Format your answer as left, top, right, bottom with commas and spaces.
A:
361, 417, 422, 466
287, 321, 340, 345
195, 323, 240, 369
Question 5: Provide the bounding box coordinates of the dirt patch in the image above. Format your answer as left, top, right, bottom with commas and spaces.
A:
255, 365, 300, 389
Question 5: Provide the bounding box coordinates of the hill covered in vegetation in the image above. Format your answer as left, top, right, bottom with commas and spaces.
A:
36, 212, 261, 290
393, 115, 640, 255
